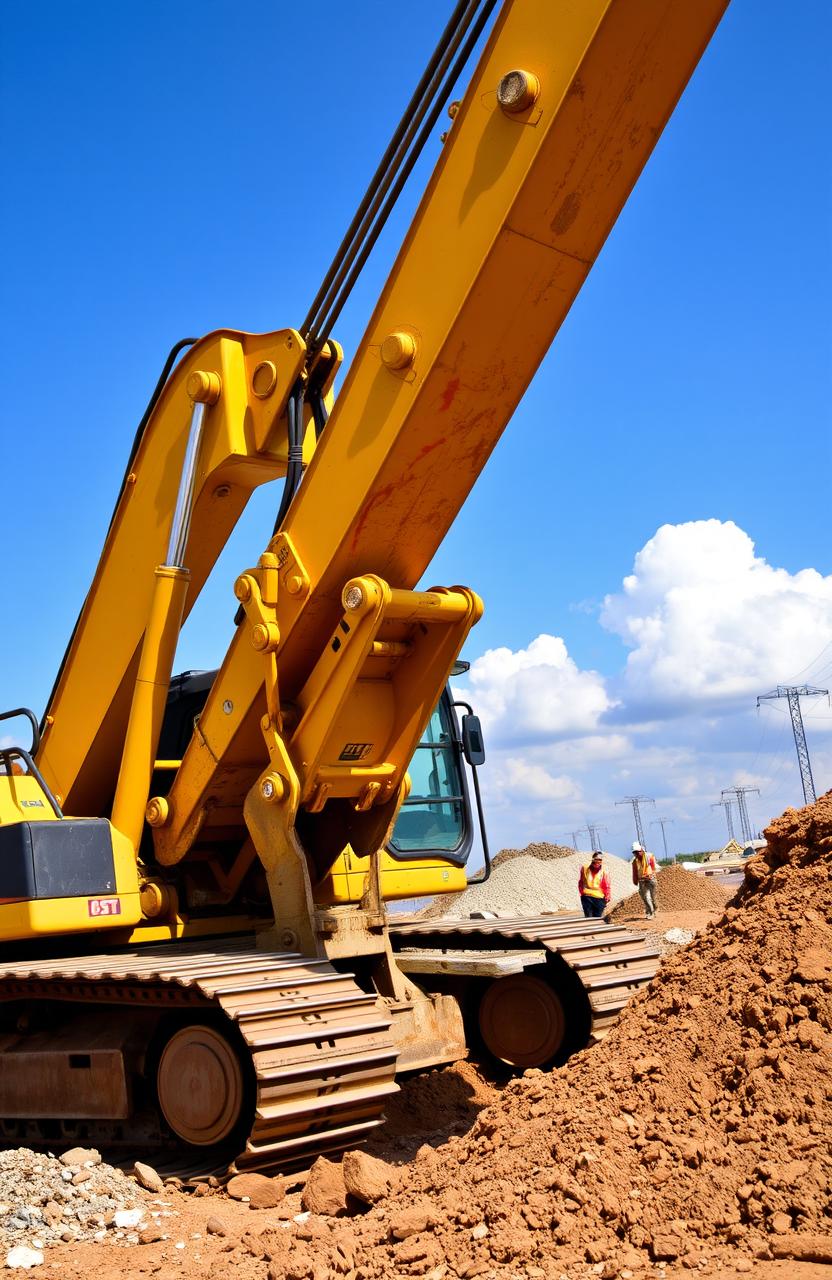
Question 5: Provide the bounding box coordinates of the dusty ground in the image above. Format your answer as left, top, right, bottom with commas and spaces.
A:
6, 797, 832, 1278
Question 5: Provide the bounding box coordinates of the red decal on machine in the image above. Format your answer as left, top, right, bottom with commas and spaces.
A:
88, 897, 121, 917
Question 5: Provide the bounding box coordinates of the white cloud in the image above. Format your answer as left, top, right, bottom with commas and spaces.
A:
460, 634, 612, 745
499, 758, 580, 802
600, 519, 832, 712
459, 520, 832, 861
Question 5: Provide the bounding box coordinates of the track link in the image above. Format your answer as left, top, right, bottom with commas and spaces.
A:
0, 938, 398, 1171
389, 913, 660, 1041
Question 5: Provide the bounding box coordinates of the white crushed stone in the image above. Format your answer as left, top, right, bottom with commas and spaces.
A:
430, 850, 633, 918
5, 1243, 43, 1269
663, 927, 695, 945
0, 1147, 157, 1254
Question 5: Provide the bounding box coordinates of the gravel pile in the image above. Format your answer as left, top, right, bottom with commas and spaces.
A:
0, 1147, 161, 1260
489, 840, 573, 871
610, 863, 731, 920
423, 847, 632, 919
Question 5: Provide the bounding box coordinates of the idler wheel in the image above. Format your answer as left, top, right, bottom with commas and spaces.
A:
156, 1024, 245, 1145
478, 973, 566, 1068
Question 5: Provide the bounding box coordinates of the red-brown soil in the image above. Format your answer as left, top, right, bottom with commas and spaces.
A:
22, 795, 832, 1278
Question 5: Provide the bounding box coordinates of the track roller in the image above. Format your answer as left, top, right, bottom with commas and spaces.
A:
477, 971, 566, 1068
156, 1023, 247, 1147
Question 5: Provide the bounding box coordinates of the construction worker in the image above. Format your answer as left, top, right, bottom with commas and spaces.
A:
631, 842, 658, 918
578, 852, 611, 918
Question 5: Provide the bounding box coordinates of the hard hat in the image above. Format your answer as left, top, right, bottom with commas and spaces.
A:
632, 841, 644, 852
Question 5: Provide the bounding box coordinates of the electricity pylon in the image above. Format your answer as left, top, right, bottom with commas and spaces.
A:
616, 795, 654, 848
720, 785, 759, 844
582, 822, 607, 853
712, 797, 735, 840
757, 685, 829, 805
650, 816, 674, 861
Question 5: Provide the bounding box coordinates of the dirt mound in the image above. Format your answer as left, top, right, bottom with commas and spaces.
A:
252, 793, 832, 1277
611, 863, 732, 920
490, 840, 574, 870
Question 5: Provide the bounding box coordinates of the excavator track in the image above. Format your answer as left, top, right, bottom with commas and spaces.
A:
390, 913, 660, 1042
0, 938, 398, 1173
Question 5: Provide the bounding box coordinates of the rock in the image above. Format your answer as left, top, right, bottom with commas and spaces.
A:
390, 1206, 436, 1240
133, 1161, 165, 1194
300, 1158, 348, 1217
771, 1234, 832, 1263
768, 1211, 792, 1235
471, 1223, 488, 1240
206, 1216, 230, 1236
59, 1147, 100, 1168
5, 1246, 43, 1269
342, 1150, 393, 1206
226, 1171, 285, 1209
138, 1225, 164, 1244
71, 1170, 91, 1186
114, 1208, 145, 1229
650, 1231, 682, 1261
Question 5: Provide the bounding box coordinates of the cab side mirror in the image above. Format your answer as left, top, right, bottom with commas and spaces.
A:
461, 713, 485, 766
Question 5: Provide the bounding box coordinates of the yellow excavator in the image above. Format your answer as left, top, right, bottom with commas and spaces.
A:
0, 0, 728, 1171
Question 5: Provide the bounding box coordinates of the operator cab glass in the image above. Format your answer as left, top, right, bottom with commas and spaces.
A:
388, 690, 472, 864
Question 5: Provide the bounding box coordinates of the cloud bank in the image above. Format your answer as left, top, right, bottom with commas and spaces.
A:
456, 520, 832, 858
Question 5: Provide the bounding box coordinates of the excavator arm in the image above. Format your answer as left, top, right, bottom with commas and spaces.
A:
140, 0, 728, 936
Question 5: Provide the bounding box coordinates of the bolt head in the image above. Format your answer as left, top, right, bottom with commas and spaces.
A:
497, 69, 540, 114
222, 699, 234, 715
252, 360, 278, 399
380, 330, 416, 371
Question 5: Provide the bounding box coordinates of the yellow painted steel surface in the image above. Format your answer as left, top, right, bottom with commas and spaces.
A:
0, 774, 59, 827
318, 850, 467, 905
154, 0, 728, 864
37, 330, 308, 818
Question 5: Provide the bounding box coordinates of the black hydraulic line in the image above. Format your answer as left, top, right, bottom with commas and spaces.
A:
310, 389, 329, 440
235, 378, 308, 626
303, 0, 485, 351
308, 0, 498, 355
118, 337, 198, 504
40, 337, 197, 735
301, 0, 475, 344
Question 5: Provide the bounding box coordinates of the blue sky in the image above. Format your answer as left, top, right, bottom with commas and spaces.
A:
1, 1, 830, 860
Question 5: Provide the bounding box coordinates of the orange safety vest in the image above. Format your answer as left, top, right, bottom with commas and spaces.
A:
634, 852, 655, 881
581, 864, 606, 898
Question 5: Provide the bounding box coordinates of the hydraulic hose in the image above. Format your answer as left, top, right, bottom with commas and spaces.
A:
302, 0, 497, 357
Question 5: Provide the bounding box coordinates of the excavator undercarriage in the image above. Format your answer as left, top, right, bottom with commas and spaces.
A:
0, 915, 658, 1173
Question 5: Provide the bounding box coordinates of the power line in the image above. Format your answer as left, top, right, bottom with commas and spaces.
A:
720, 785, 760, 843
616, 795, 654, 848
757, 685, 829, 805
